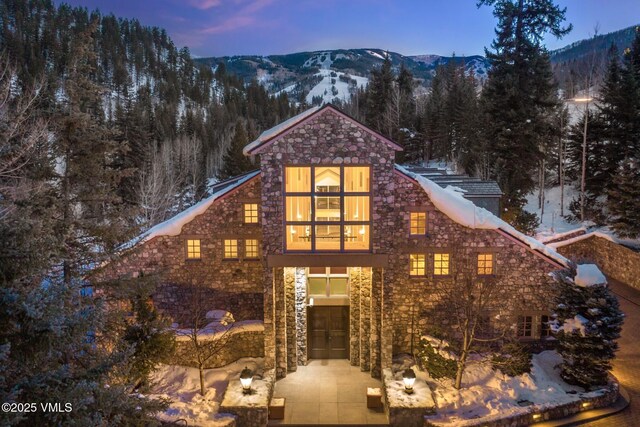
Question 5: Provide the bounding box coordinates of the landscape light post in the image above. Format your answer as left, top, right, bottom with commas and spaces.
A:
240, 366, 253, 394
402, 368, 416, 394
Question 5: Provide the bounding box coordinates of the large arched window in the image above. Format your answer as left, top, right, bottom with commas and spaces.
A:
284, 165, 371, 252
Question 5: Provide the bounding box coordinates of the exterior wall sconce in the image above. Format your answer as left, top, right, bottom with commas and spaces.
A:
240, 366, 253, 394
402, 368, 416, 394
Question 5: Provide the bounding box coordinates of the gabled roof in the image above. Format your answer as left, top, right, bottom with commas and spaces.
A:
394, 165, 571, 269
243, 104, 403, 155
123, 170, 260, 249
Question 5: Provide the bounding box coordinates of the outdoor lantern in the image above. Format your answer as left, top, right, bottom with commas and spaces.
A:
240, 366, 253, 394
402, 368, 416, 394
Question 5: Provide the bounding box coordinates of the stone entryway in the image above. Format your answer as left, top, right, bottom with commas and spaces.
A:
268, 359, 388, 425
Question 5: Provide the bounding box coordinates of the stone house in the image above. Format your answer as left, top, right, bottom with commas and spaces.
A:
101, 104, 572, 380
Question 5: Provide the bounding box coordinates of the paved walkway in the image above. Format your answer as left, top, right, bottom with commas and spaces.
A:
268, 359, 388, 425
578, 279, 640, 427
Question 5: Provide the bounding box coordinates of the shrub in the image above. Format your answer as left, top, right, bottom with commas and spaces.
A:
416, 338, 457, 380
491, 342, 532, 377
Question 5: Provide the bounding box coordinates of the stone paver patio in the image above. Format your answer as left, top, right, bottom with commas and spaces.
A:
268, 359, 389, 425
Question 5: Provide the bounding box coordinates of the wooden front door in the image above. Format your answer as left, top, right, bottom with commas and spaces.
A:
308, 306, 349, 359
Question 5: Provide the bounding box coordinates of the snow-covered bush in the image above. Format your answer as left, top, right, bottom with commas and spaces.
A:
490, 341, 532, 377
552, 267, 623, 389
416, 337, 457, 380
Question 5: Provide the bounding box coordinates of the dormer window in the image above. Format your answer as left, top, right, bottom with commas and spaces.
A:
284, 165, 371, 252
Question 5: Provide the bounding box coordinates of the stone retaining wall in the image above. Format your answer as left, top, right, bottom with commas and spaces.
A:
555, 235, 640, 290
424, 381, 619, 427
219, 369, 276, 427
167, 328, 264, 369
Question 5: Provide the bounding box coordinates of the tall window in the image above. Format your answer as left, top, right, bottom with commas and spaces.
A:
186, 239, 201, 259
540, 315, 551, 338
284, 165, 371, 251
409, 254, 426, 276
245, 239, 259, 258
517, 315, 533, 338
244, 203, 259, 223
433, 253, 450, 275
224, 239, 238, 259
410, 212, 427, 235
477, 253, 494, 275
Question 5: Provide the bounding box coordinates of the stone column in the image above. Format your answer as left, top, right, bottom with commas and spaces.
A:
264, 267, 276, 370
284, 268, 297, 372
370, 267, 383, 378
381, 268, 393, 371
273, 267, 287, 379
359, 267, 372, 372
349, 267, 361, 366
294, 267, 308, 365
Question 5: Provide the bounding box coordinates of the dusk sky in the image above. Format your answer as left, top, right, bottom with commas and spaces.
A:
55, 0, 640, 58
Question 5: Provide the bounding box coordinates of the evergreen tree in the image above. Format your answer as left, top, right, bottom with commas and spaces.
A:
608, 158, 640, 237
478, 0, 571, 224
365, 55, 394, 133
552, 270, 623, 389
219, 121, 254, 179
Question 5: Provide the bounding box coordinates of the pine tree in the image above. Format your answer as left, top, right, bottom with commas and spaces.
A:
478, 0, 571, 223
219, 121, 254, 179
552, 270, 623, 389
608, 158, 640, 237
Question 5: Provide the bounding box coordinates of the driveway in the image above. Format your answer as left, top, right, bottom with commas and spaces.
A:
579, 279, 640, 426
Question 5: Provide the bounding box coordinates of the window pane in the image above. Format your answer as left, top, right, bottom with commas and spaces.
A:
286, 225, 311, 250
286, 196, 312, 221
344, 196, 369, 221
315, 225, 341, 250
477, 253, 494, 275
224, 239, 238, 258
285, 167, 311, 192
315, 167, 341, 193
344, 224, 369, 250
344, 166, 370, 192
309, 267, 326, 275
434, 253, 450, 275
517, 315, 533, 337
315, 196, 341, 221
410, 254, 425, 276
308, 277, 326, 295
329, 267, 347, 275
245, 239, 259, 258
329, 278, 348, 295
410, 212, 427, 235
244, 203, 259, 223
187, 239, 201, 259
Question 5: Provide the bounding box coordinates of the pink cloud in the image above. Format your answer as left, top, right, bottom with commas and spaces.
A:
201, 15, 256, 34
188, 0, 222, 10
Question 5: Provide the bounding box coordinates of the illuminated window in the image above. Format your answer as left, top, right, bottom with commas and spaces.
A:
224, 239, 238, 259
186, 239, 201, 259
283, 165, 371, 252
410, 212, 427, 235
517, 315, 533, 338
410, 254, 426, 276
433, 253, 450, 275
307, 267, 349, 297
477, 253, 494, 275
244, 203, 258, 223
245, 239, 259, 258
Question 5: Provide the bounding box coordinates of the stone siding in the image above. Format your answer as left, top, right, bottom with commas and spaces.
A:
96, 177, 265, 324
556, 235, 640, 290
168, 329, 264, 369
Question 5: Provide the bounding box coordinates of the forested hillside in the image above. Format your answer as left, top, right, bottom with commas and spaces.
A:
1, 0, 297, 226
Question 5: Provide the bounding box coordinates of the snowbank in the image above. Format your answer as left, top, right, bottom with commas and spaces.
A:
396, 165, 571, 268
425, 351, 587, 426
574, 264, 607, 287
547, 231, 616, 248
174, 320, 264, 342
149, 358, 264, 426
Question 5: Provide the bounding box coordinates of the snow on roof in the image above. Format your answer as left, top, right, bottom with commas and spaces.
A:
395, 165, 571, 268
574, 264, 607, 287
243, 106, 321, 155
547, 231, 616, 248
126, 170, 260, 248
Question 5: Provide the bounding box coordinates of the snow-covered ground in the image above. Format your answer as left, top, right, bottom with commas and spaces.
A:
305, 68, 368, 105
422, 351, 603, 426
149, 358, 264, 426
524, 184, 583, 240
